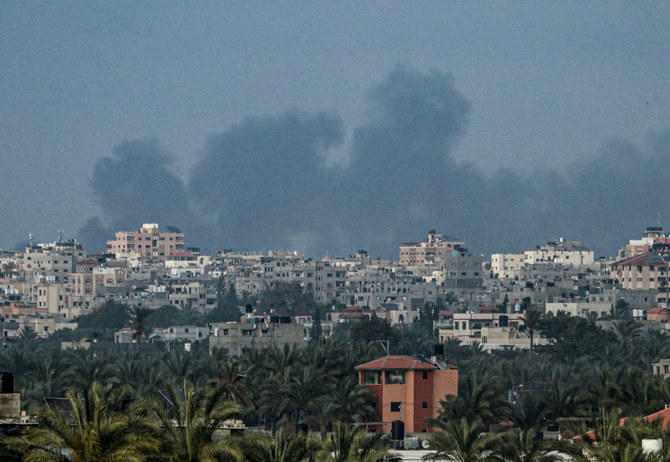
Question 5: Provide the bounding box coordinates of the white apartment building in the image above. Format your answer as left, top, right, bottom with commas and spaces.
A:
524, 239, 594, 266
490, 253, 525, 279
545, 302, 611, 319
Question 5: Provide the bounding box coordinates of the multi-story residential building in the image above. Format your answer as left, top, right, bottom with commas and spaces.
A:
115, 325, 209, 344
524, 238, 594, 266
106, 224, 184, 261
399, 231, 464, 266
611, 252, 668, 292
545, 302, 611, 319
442, 251, 483, 290
652, 359, 670, 379
451, 312, 526, 340
20, 239, 86, 283
165, 252, 204, 278
355, 355, 458, 433
2, 314, 76, 340
619, 226, 670, 258
209, 318, 304, 356
490, 253, 525, 279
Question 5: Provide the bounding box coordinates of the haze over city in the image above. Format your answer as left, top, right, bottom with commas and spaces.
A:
2, 2, 670, 258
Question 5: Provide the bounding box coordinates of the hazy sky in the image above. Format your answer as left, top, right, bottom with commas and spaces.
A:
2, 2, 670, 257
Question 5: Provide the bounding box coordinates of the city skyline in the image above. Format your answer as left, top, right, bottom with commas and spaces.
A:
2, 2, 670, 258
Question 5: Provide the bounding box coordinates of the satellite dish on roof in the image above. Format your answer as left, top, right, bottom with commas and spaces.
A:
421, 439, 431, 449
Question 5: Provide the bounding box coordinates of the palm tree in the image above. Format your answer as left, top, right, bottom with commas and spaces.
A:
431, 376, 512, 430
27, 347, 72, 403
126, 304, 153, 351
331, 375, 377, 423
6, 381, 158, 461
242, 427, 321, 462
323, 422, 398, 462
212, 361, 253, 408
139, 379, 244, 462
279, 364, 334, 427
423, 418, 496, 462
546, 382, 585, 422
490, 428, 565, 462
511, 394, 549, 430
523, 309, 542, 352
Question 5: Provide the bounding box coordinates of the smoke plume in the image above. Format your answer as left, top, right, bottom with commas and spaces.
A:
78, 66, 670, 259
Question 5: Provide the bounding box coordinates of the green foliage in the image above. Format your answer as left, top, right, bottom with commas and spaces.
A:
138, 379, 244, 462
323, 422, 397, 462
535, 311, 617, 358
207, 278, 242, 323
148, 304, 206, 327
76, 300, 130, 330
242, 427, 321, 462
6, 382, 158, 461
424, 418, 495, 462
260, 281, 314, 315
432, 376, 512, 429
349, 315, 399, 348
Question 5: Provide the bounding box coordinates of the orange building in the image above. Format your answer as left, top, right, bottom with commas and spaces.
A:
355, 355, 458, 433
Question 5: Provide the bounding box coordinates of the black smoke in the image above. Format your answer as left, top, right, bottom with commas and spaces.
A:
78, 65, 670, 259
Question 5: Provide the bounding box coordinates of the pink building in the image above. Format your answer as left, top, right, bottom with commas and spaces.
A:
399, 231, 464, 266
106, 224, 184, 261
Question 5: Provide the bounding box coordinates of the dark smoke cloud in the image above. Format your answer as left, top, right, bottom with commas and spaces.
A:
78, 66, 670, 259
78, 138, 204, 251
189, 110, 345, 251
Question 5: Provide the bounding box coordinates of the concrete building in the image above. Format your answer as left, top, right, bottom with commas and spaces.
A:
209, 318, 304, 356
152, 325, 209, 343
20, 239, 86, 283
452, 312, 525, 341
399, 231, 464, 266
524, 239, 594, 266
490, 253, 525, 279
545, 302, 612, 319
653, 359, 670, 379
442, 251, 483, 290
611, 252, 668, 292
646, 307, 670, 323
619, 226, 670, 259
355, 355, 458, 433
107, 224, 184, 261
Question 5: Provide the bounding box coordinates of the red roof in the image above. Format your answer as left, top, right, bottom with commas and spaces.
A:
355, 355, 438, 371
344, 305, 365, 312
167, 251, 196, 258
342, 313, 367, 319
578, 407, 670, 440
439, 310, 453, 317
611, 252, 666, 268
648, 307, 669, 314
479, 306, 498, 312
77, 259, 98, 265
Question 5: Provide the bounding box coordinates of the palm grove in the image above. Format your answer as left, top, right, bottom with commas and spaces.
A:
2, 284, 670, 460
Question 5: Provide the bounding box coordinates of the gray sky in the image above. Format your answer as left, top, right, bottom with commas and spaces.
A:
2, 2, 670, 257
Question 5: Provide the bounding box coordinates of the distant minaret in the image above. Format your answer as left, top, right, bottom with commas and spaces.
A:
57, 228, 64, 243
28, 232, 33, 248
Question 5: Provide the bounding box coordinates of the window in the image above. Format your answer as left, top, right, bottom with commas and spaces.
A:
422, 401, 428, 409
422, 371, 428, 380
390, 402, 401, 412
386, 370, 405, 384
364, 371, 382, 385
